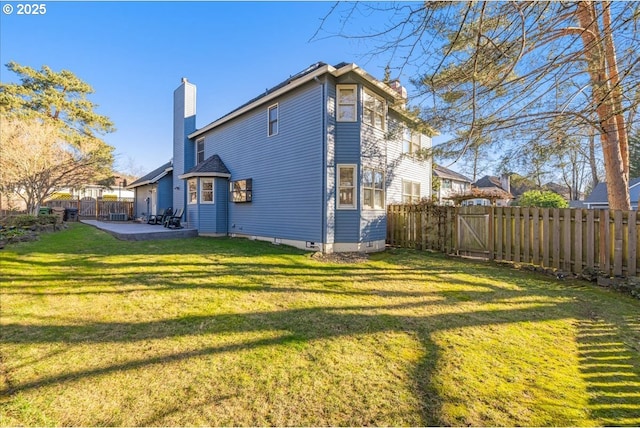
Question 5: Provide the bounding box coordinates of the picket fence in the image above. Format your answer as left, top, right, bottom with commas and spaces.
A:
387, 204, 640, 278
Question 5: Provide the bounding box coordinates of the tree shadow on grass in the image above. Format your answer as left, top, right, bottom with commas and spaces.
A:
2, 231, 640, 425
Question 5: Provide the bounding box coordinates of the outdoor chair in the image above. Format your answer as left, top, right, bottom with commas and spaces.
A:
147, 208, 165, 224
164, 208, 184, 229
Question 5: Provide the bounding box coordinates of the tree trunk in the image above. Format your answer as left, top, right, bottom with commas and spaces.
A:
576, 2, 630, 210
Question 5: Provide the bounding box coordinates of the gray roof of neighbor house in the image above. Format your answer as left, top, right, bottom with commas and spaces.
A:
474, 175, 505, 190
127, 161, 173, 189
584, 177, 640, 204
433, 165, 472, 183
179, 154, 231, 179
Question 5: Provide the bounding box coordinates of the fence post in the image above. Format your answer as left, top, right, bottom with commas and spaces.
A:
629, 210, 637, 276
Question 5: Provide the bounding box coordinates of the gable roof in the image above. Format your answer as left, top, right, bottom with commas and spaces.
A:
433, 165, 471, 183
585, 177, 640, 204
474, 175, 505, 190
189, 61, 431, 140
127, 161, 173, 189
179, 154, 231, 179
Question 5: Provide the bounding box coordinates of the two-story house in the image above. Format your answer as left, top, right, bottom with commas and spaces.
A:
130, 62, 433, 252
432, 165, 472, 205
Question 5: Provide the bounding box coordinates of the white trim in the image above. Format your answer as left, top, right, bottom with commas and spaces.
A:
363, 88, 386, 131
333, 240, 386, 253
200, 177, 214, 204
402, 179, 421, 203
178, 171, 231, 180
188, 62, 409, 140
127, 167, 173, 189
362, 166, 385, 210
337, 164, 357, 210
187, 178, 198, 205
336, 84, 358, 122
228, 234, 386, 254
267, 103, 279, 137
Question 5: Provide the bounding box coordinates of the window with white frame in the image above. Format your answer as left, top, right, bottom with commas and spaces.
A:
200, 178, 214, 203
402, 128, 421, 154
196, 138, 205, 164
402, 180, 421, 203
337, 164, 357, 209
363, 167, 385, 210
363, 89, 385, 130
268, 104, 278, 136
337, 84, 357, 122
188, 179, 197, 204
442, 179, 452, 189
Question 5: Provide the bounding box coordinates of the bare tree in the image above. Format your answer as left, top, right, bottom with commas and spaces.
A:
317, 1, 639, 209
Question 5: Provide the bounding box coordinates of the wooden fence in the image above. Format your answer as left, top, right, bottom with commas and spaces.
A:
45, 197, 134, 220
387, 204, 640, 278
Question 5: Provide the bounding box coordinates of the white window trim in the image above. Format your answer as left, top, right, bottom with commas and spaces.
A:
268, 103, 279, 137
402, 179, 421, 204
402, 128, 422, 155
337, 164, 357, 210
336, 84, 357, 122
200, 177, 214, 204
363, 88, 386, 131
187, 178, 198, 205
362, 166, 385, 210
196, 138, 205, 164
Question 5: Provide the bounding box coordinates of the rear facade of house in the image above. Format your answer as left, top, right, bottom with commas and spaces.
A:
150, 62, 432, 252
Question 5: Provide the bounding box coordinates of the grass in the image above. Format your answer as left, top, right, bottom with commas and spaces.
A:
1, 223, 639, 426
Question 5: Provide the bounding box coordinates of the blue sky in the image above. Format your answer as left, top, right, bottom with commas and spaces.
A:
1, 1, 423, 175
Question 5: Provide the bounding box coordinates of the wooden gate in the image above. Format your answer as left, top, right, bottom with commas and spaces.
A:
457, 206, 491, 258
79, 197, 96, 218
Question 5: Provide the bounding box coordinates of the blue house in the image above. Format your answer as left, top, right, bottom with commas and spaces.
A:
131, 62, 434, 252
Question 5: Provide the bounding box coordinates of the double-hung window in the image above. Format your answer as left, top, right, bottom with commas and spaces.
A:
200, 178, 214, 203
402, 180, 421, 203
402, 128, 421, 154
188, 179, 197, 204
337, 164, 357, 209
268, 104, 278, 136
363, 167, 385, 210
196, 138, 205, 164
337, 85, 357, 122
363, 89, 385, 130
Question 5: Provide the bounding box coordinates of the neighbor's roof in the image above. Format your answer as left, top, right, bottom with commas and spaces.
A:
474, 175, 506, 191
433, 165, 472, 183
585, 177, 640, 204
189, 61, 436, 139
127, 161, 173, 189
179, 154, 231, 180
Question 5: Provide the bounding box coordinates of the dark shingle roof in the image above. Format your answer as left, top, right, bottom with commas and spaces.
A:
585, 177, 640, 203
127, 161, 172, 188
184, 154, 230, 175
433, 165, 472, 183
474, 175, 504, 190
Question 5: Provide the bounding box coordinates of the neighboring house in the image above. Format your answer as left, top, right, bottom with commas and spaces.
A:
132, 61, 434, 252
583, 177, 640, 210
467, 174, 513, 206
432, 165, 472, 205
127, 161, 173, 218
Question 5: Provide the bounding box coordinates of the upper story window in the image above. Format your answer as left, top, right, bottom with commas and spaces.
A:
442, 179, 452, 189
337, 164, 357, 210
402, 128, 421, 154
363, 167, 385, 210
268, 104, 278, 136
196, 138, 205, 164
363, 89, 385, 130
337, 84, 357, 122
402, 180, 421, 203
188, 179, 197, 204
200, 178, 214, 204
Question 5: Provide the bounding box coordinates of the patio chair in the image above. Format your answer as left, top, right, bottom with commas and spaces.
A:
164, 208, 184, 229
157, 207, 173, 225
147, 208, 165, 224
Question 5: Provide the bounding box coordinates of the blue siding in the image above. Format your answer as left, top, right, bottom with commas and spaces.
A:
334, 82, 362, 244
215, 179, 228, 233
200, 82, 324, 242
187, 204, 198, 229
157, 175, 173, 210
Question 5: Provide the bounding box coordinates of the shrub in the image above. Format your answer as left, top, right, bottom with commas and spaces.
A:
518, 190, 569, 208
4, 214, 58, 229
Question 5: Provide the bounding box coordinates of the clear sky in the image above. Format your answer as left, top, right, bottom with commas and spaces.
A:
1, 1, 419, 176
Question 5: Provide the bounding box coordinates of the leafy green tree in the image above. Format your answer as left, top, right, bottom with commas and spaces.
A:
518, 190, 568, 208
0, 62, 115, 213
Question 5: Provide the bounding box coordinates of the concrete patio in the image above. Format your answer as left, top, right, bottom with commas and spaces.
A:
81, 220, 198, 241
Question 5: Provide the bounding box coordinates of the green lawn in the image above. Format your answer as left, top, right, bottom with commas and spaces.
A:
1, 223, 639, 426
